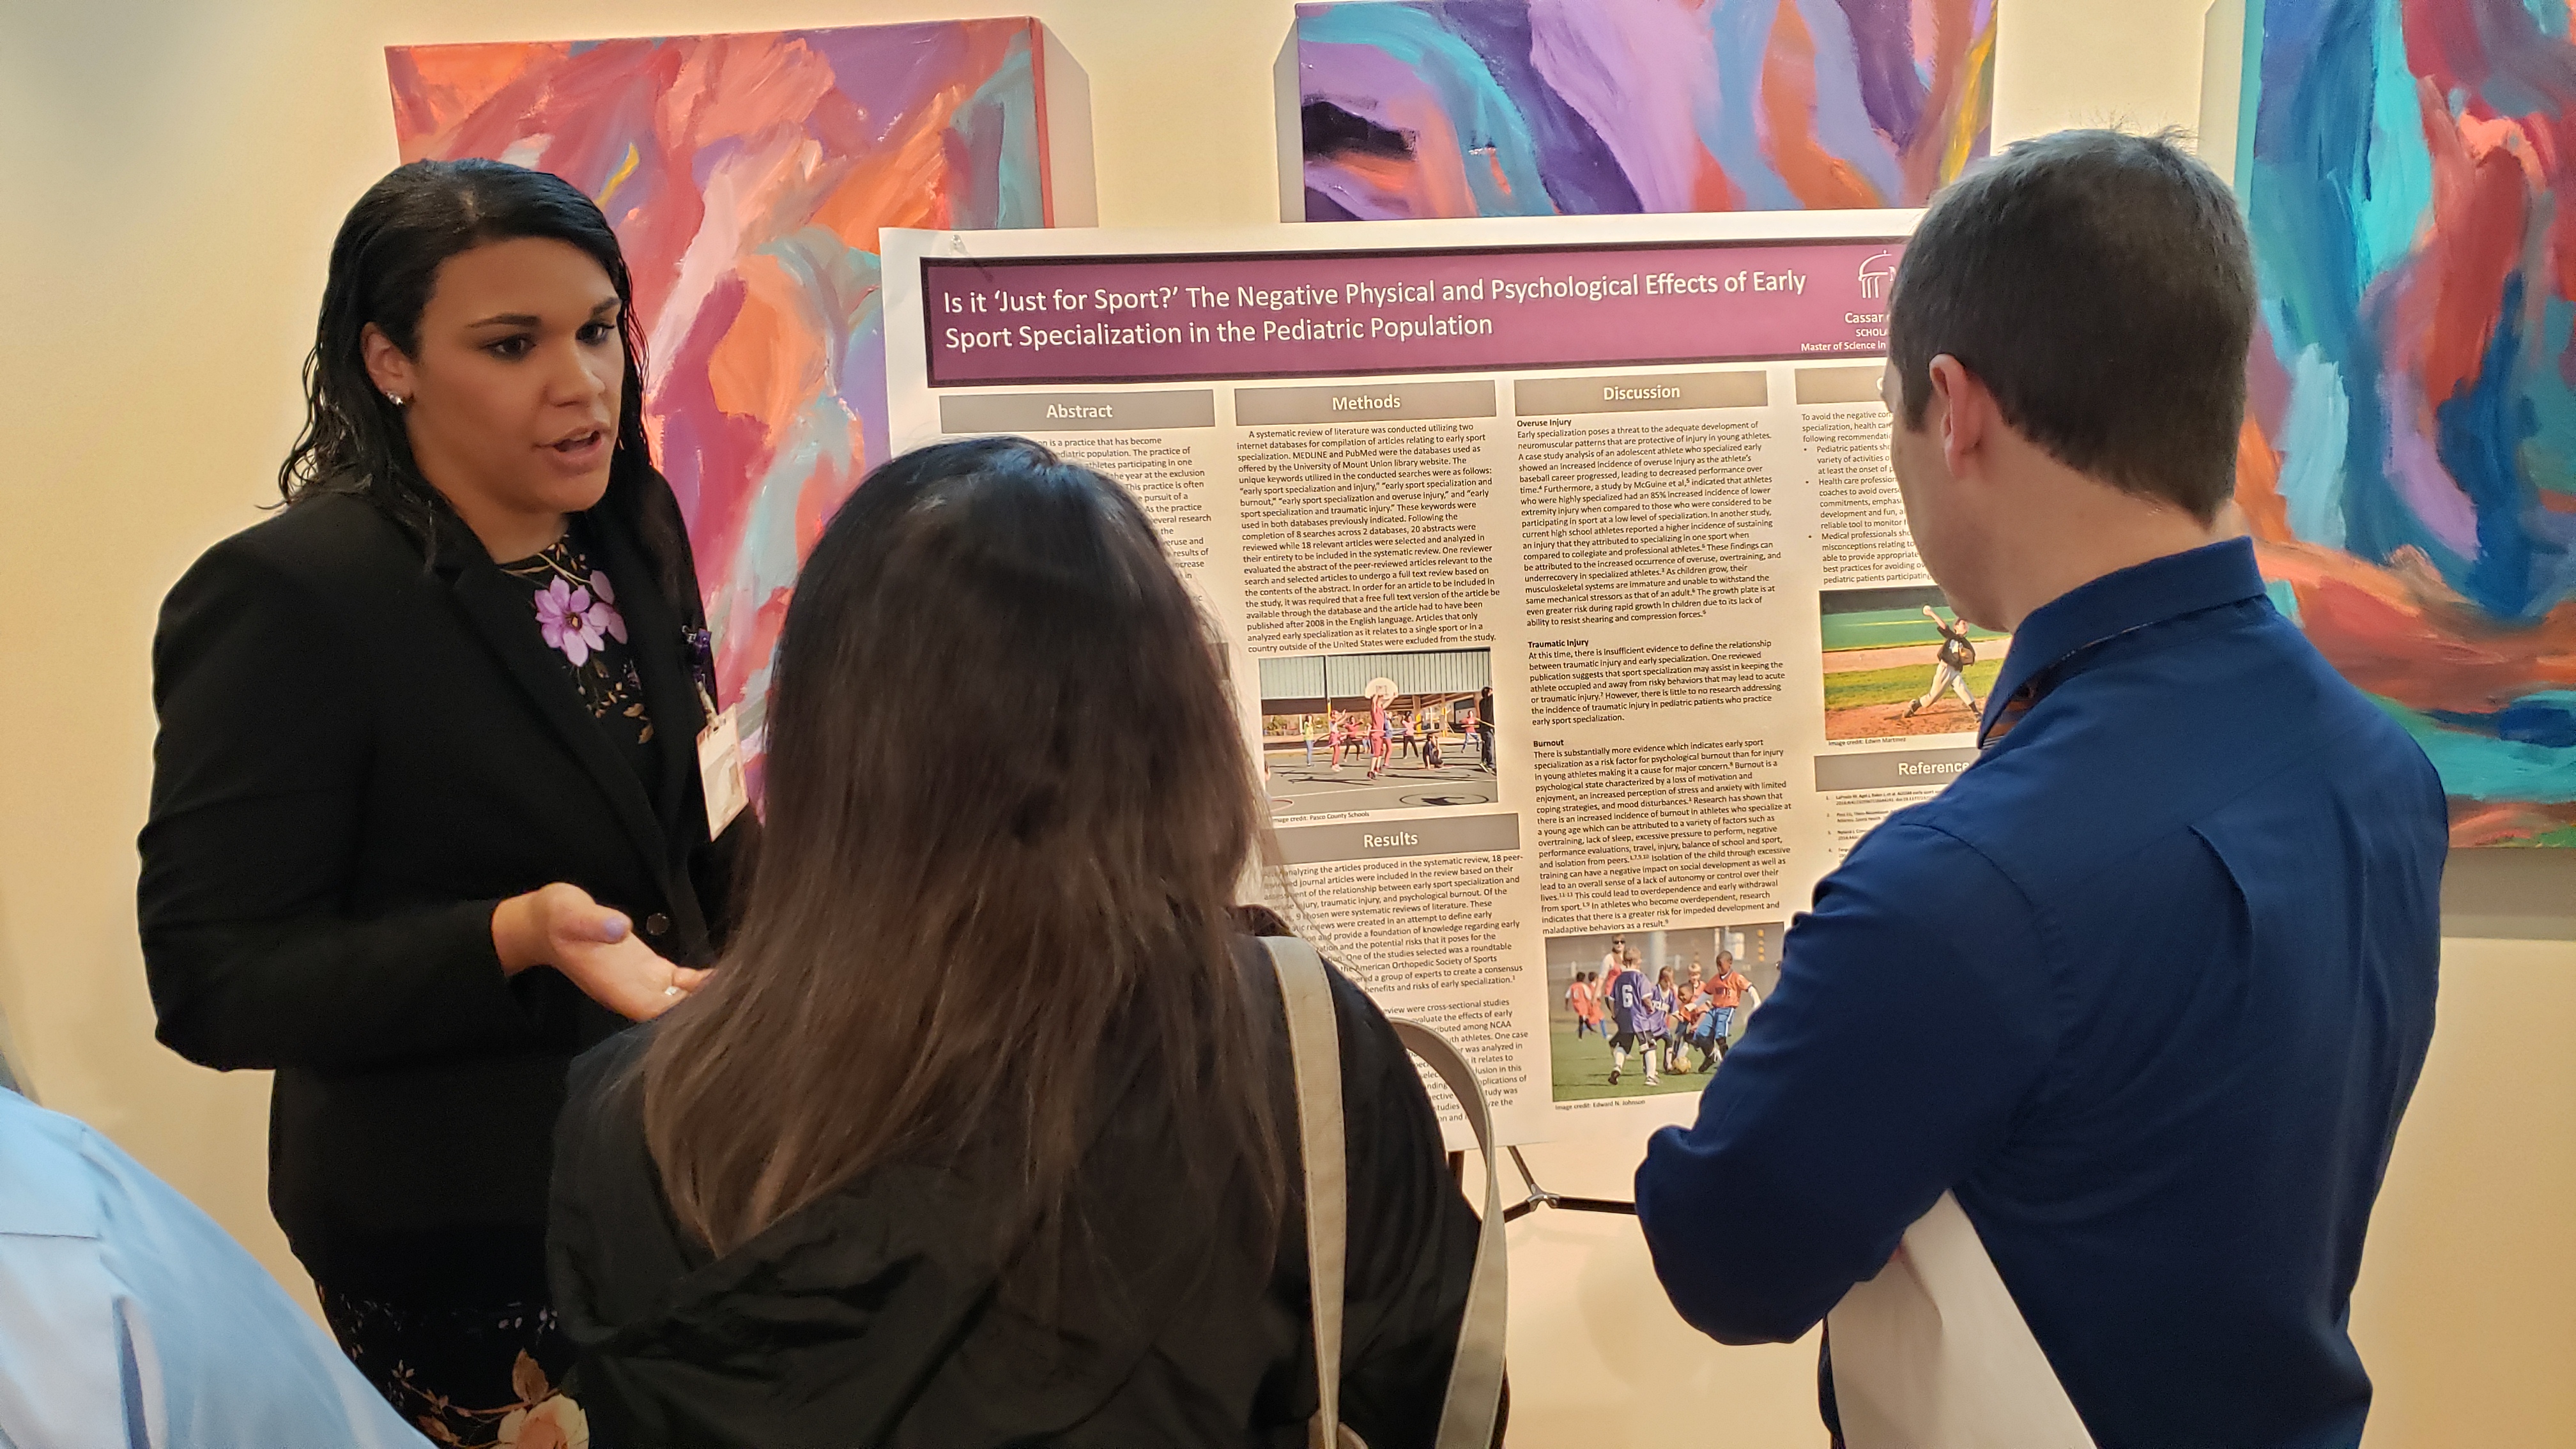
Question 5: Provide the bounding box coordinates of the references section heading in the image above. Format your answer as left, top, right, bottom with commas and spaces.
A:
924, 238, 1905, 387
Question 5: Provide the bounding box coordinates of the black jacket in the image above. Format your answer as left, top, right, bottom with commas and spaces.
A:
138, 487, 746, 1301
548, 942, 1491, 1448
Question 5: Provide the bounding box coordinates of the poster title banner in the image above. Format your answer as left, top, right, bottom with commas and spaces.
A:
922, 236, 1904, 387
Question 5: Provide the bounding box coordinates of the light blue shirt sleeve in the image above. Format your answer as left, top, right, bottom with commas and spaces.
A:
0, 1091, 426, 1449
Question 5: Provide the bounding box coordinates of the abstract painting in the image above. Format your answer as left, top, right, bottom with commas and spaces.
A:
390, 21, 1082, 735
1294, 0, 1995, 220
2235, 0, 2576, 845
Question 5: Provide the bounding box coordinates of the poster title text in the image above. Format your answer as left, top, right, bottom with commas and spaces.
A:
939, 270, 1811, 353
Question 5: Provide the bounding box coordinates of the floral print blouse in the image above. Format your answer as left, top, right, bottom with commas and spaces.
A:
499, 524, 659, 792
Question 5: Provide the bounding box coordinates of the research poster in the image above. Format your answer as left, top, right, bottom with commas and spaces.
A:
882, 212, 1963, 1147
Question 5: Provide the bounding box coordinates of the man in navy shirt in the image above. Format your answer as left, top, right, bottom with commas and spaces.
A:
1636, 130, 2445, 1448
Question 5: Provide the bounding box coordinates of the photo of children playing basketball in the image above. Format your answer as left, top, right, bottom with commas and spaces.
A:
1257, 649, 1498, 819
1547, 923, 1780, 1102
1819, 585, 2010, 740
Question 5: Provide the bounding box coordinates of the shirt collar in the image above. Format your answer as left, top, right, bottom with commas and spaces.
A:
1978, 537, 2267, 746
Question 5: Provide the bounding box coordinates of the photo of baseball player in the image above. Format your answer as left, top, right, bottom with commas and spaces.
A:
1819, 585, 2010, 740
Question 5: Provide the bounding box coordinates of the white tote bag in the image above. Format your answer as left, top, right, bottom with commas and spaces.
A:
1825, 1192, 2097, 1449
1259, 936, 1507, 1449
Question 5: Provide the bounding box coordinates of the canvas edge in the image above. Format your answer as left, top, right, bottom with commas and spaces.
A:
1037, 21, 1100, 227
2196, 0, 2250, 187
1275, 22, 1306, 222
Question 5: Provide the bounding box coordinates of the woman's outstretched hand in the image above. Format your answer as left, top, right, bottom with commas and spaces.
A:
493, 883, 710, 1021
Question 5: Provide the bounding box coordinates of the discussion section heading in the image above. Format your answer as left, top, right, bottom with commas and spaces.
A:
923, 237, 1906, 386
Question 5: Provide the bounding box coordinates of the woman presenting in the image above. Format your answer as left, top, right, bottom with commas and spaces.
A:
137, 160, 746, 1446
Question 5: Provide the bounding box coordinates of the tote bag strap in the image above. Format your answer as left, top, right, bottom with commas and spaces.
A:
1262, 935, 1352, 1446
1260, 937, 1508, 1449
1386, 1017, 1507, 1449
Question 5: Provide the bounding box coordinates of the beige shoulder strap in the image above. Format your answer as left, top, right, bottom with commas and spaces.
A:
1261, 937, 1506, 1449
1387, 1017, 1508, 1449
1265, 935, 1353, 1445
1825, 1190, 2096, 1449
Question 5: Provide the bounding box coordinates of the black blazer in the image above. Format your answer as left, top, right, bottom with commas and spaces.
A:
139, 487, 747, 1302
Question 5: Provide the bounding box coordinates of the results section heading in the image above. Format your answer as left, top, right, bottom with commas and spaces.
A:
924, 237, 1905, 387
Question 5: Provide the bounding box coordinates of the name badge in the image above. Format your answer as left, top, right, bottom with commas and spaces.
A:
697, 705, 748, 837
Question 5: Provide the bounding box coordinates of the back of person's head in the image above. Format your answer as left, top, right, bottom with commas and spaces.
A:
642, 436, 1279, 1259
1888, 128, 2254, 523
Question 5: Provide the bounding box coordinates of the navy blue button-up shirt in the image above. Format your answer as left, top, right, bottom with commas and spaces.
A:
1637, 539, 2446, 1448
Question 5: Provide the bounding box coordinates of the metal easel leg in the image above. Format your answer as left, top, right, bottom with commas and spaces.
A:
1451, 1147, 1639, 1222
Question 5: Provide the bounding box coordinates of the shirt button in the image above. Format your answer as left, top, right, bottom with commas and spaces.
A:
644, 913, 671, 938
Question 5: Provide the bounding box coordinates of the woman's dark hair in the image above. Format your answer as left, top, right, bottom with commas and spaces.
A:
1888, 128, 2255, 522
640, 437, 1284, 1275
283, 158, 700, 613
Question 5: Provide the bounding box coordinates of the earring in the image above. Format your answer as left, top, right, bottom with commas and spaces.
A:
385, 391, 406, 407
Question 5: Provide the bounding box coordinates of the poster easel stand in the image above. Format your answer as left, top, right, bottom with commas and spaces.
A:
1451, 1147, 1638, 1222
1443, 1001, 1760, 1221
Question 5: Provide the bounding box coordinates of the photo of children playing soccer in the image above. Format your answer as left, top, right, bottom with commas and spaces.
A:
1547, 923, 1781, 1102
1819, 585, 2011, 740
1257, 650, 1498, 819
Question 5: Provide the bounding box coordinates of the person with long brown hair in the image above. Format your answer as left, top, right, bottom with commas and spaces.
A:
546, 436, 1489, 1447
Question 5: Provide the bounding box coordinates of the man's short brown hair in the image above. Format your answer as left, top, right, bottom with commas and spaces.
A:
1889, 128, 2255, 522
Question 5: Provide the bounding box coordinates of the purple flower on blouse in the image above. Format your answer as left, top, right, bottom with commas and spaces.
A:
535, 577, 606, 667
588, 570, 629, 645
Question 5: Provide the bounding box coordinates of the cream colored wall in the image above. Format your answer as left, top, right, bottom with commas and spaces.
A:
0, 2, 2566, 1444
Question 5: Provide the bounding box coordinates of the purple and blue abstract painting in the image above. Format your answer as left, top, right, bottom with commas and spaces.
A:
2234, 0, 2576, 845
1296, 0, 1996, 220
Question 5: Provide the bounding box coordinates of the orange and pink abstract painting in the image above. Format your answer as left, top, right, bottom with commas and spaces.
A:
389, 21, 1073, 739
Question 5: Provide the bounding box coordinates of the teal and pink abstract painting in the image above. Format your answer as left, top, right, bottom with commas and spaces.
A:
1294, 0, 1995, 220
388, 22, 1079, 733
2235, 0, 2576, 845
